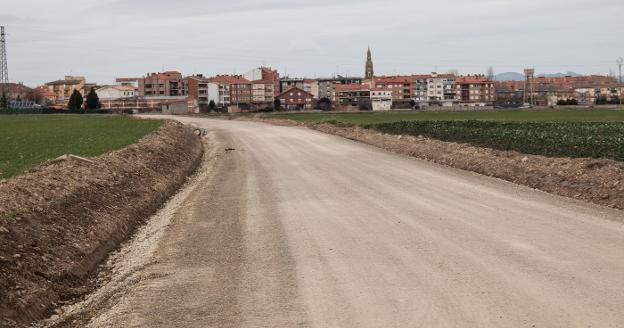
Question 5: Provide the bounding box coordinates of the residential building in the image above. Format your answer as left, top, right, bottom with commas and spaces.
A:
495, 75, 619, 106
280, 78, 305, 93
205, 79, 231, 107
208, 75, 252, 110
35, 85, 56, 104
575, 86, 624, 105
456, 75, 496, 106
187, 75, 212, 108
303, 79, 320, 99
115, 77, 141, 88
370, 89, 393, 111
335, 84, 371, 110
44, 76, 86, 104
276, 87, 314, 110
318, 76, 363, 102
96, 85, 137, 100
251, 80, 275, 107
244, 67, 280, 96
413, 75, 429, 102
3, 82, 37, 101
427, 73, 457, 106
139, 71, 187, 98
372, 76, 413, 102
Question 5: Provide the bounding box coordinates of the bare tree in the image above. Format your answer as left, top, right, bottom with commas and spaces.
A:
487, 67, 495, 81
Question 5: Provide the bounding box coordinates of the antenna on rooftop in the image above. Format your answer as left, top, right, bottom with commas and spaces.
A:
0, 26, 9, 109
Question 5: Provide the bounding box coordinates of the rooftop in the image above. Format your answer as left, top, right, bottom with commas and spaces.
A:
208, 75, 251, 84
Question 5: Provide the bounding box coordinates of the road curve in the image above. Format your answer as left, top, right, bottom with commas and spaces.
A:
89, 116, 624, 327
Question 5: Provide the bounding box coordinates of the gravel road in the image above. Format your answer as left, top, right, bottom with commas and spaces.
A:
70, 117, 624, 328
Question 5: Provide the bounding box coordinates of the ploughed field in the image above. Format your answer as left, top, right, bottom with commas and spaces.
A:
0, 115, 161, 178
278, 109, 624, 160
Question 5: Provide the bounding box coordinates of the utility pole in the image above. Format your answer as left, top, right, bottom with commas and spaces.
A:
617, 57, 623, 84
523, 68, 535, 106
0, 26, 9, 110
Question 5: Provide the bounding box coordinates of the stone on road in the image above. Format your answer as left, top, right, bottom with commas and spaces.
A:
88, 117, 624, 328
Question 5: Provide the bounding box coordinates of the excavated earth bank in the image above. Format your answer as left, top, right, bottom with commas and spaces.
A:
0, 120, 203, 328
248, 117, 624, 211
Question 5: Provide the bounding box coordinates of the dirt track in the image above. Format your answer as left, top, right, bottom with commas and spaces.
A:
49, 117, 624, 328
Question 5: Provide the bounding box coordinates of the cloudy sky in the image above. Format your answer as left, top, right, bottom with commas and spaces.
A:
2, 0, 623, 86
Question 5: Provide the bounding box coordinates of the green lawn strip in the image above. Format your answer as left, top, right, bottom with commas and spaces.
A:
364, 120, 624, 161
0, 115, 162, 179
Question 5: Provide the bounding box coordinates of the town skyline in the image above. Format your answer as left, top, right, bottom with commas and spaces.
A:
2, 0, 623, 86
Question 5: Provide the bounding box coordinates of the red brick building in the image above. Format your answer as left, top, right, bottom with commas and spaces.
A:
276, 87, 314, 110
456, 75, 496, 106
208, 75, 252, 110
372, 76, 414, 101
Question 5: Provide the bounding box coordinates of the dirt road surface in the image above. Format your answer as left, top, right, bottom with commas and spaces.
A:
59, 116, 624, 328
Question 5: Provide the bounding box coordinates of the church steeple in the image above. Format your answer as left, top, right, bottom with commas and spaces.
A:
365, 46, 374, 79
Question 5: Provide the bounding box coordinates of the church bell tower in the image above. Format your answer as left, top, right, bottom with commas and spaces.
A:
365, 46, 374, 79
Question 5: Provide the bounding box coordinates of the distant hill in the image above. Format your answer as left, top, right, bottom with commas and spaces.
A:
494, 72, 524, 81
494, 71, 582, 81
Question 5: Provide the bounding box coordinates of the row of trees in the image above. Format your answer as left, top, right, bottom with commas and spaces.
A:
67, 88, 100, 111
202, 97, 335, 113
595, 96, 622, 105
556, 98, 579, 106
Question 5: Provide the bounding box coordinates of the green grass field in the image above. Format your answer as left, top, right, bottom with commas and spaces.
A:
279, 109, 624, 124
0, 115, 162, 179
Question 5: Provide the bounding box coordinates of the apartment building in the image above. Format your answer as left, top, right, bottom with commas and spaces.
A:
251, 80, 275, 107
318, 76, 363, 102
44, 76, 86, 104
495, 75, 620, 106
303, 79, 320, 99
427, 73, 457, 106
335, 84, 372, 110
244, 67, 280, 96
372, 76, 413, 102
280, 78, 305, 93
456, 75, 495, 106
139, 71, 187, 98
187, 75, 213, 107
208, 75, 252, 108
115, 77, 141, 88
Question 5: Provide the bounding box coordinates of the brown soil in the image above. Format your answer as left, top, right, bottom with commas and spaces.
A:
246, 117, 624, 211
0, 120, 204, 328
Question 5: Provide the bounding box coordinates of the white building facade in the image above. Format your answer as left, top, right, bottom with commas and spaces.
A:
95, 86, 137, 100
370, 89, 393, 111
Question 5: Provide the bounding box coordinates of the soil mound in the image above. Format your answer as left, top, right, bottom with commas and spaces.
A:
0, 120, 203, 327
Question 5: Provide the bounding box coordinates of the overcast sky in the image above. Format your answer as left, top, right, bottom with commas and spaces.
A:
2, 0, 623, 86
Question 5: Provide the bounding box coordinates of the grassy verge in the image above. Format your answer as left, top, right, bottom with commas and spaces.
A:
0, 115, 162, 179
366, 121, 624, 161
279, 109, 624, 124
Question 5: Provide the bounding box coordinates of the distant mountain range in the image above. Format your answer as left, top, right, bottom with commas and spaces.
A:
494, 72, 582, 81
